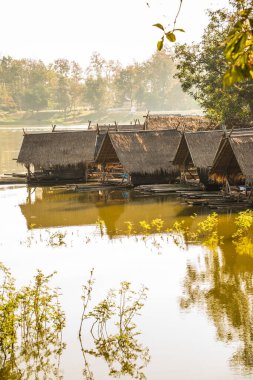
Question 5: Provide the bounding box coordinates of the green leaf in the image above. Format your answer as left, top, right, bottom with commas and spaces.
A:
174, 28, 185, 32
153, 23, 164, 31
166, 32, 176, 42
157, 38, 164, 51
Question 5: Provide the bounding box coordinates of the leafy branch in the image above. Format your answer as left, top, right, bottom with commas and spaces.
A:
153, 0, 185, 51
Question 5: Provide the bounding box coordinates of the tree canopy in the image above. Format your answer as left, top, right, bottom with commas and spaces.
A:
0, 51, 197, 116
174, 6, 253, 126
153, 0, 253, 86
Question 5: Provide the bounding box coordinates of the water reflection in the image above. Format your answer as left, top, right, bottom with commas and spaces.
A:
19, 186, 203, 237
0, 263, 65, 379
180, 249, 253, 374
79, 271, 150, 379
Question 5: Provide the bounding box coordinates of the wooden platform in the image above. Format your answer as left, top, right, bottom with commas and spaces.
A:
134, 183, 202, 195
0, 175, 27, 185
178, 190, 253, 211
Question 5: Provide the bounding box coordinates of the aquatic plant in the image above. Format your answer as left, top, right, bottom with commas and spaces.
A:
195, 212, 222, 251
79, 272, 150, 379
96, 219, 106, 237
232, 210, 253, 256
151, 218, 164, 232
0, 264, 65, 379
139, 220, 151, 235
124, 221, 135, 236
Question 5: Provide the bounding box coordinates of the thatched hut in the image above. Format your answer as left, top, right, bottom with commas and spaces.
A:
17, 130, 98, 183
96, 130, 181, 185
173, 130, 224, 188
144, 114, 217, 131
210, 132, 253, 186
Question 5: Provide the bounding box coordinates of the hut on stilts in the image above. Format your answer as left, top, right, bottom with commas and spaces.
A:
17, 130, 98, 183
173, 130, 224, 189
96, 130, 181, 185
210, 131, 253, 196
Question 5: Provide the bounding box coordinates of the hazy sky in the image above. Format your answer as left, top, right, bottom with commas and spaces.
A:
1, 0, 229, 68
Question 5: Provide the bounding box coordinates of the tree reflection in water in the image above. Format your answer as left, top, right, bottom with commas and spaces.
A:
180, 250, 253, 374
79, 270, 150, 379
0, 263, 65, 379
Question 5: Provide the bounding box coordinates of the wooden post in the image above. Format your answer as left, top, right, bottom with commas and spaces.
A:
84, 162, 88, 183
225, 178, 231, 195
25, 164, 31, 181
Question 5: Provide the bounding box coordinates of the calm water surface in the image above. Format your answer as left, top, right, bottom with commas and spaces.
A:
1, 126, 253, 380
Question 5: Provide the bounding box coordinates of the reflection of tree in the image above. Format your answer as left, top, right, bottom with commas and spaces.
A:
180, 250, 253, 374
79, 271, 150, 379
0, 263, 65, 379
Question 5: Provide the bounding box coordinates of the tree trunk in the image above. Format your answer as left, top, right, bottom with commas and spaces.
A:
248, 99, 253, 119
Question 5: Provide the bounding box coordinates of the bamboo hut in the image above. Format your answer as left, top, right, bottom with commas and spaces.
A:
210, 132, 253, 187
96, 130, 181, 185
173, 130, 224, 189
17, 130, 98, 183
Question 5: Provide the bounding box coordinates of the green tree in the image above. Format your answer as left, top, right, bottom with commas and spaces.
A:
69, 61, 84, 113
84, 76, 110, 111
52, 59, 71, 116
84, 53, 120, 111
153, 0, 253, 86
175, 8, 253, 126
114, 63, 145, 109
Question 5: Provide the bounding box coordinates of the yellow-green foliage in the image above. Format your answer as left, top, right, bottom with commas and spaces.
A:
232, 210, 253, 255
79, 276, 150, 379
195, 212, 222, 251
124, 221, 136, 236
139, 220, 151, 235
167, 220, 190, 248
96, 219, 106, 237
109, 211, 253, 257
0, 264, 65, 378
151, 218, 164, 232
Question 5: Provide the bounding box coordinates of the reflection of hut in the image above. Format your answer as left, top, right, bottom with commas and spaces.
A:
210, 132, 253, 186
20, 187, 101, 229
17, 131, 98, 183
173, 130, 223, 189
144, 114, 217, 131
96, 130, 181, 185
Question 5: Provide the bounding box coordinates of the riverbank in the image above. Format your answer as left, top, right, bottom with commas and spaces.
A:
0, 109, 201, 126
0, 109, 146, 126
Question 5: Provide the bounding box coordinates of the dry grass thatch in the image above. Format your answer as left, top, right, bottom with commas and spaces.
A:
96, 130, 181, 175
17, 130, 98, 167
94, 124, 145, 132
145, 114, 218, 131
174, 130, 224, 169
210, 132, 253, 182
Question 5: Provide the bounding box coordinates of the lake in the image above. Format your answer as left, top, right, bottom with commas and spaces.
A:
1, 126, 253, 380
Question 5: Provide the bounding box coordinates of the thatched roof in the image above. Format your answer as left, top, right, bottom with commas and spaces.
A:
17, 130, 98, 167
210, 132, 253, 180
174, 130, 224, 169
94, 133, 106, 158
145, 114, 218, 131
95, 124, 145, 132
96, 130, 181, 174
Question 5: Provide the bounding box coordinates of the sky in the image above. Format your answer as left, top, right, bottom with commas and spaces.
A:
0, 0, 230, 69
